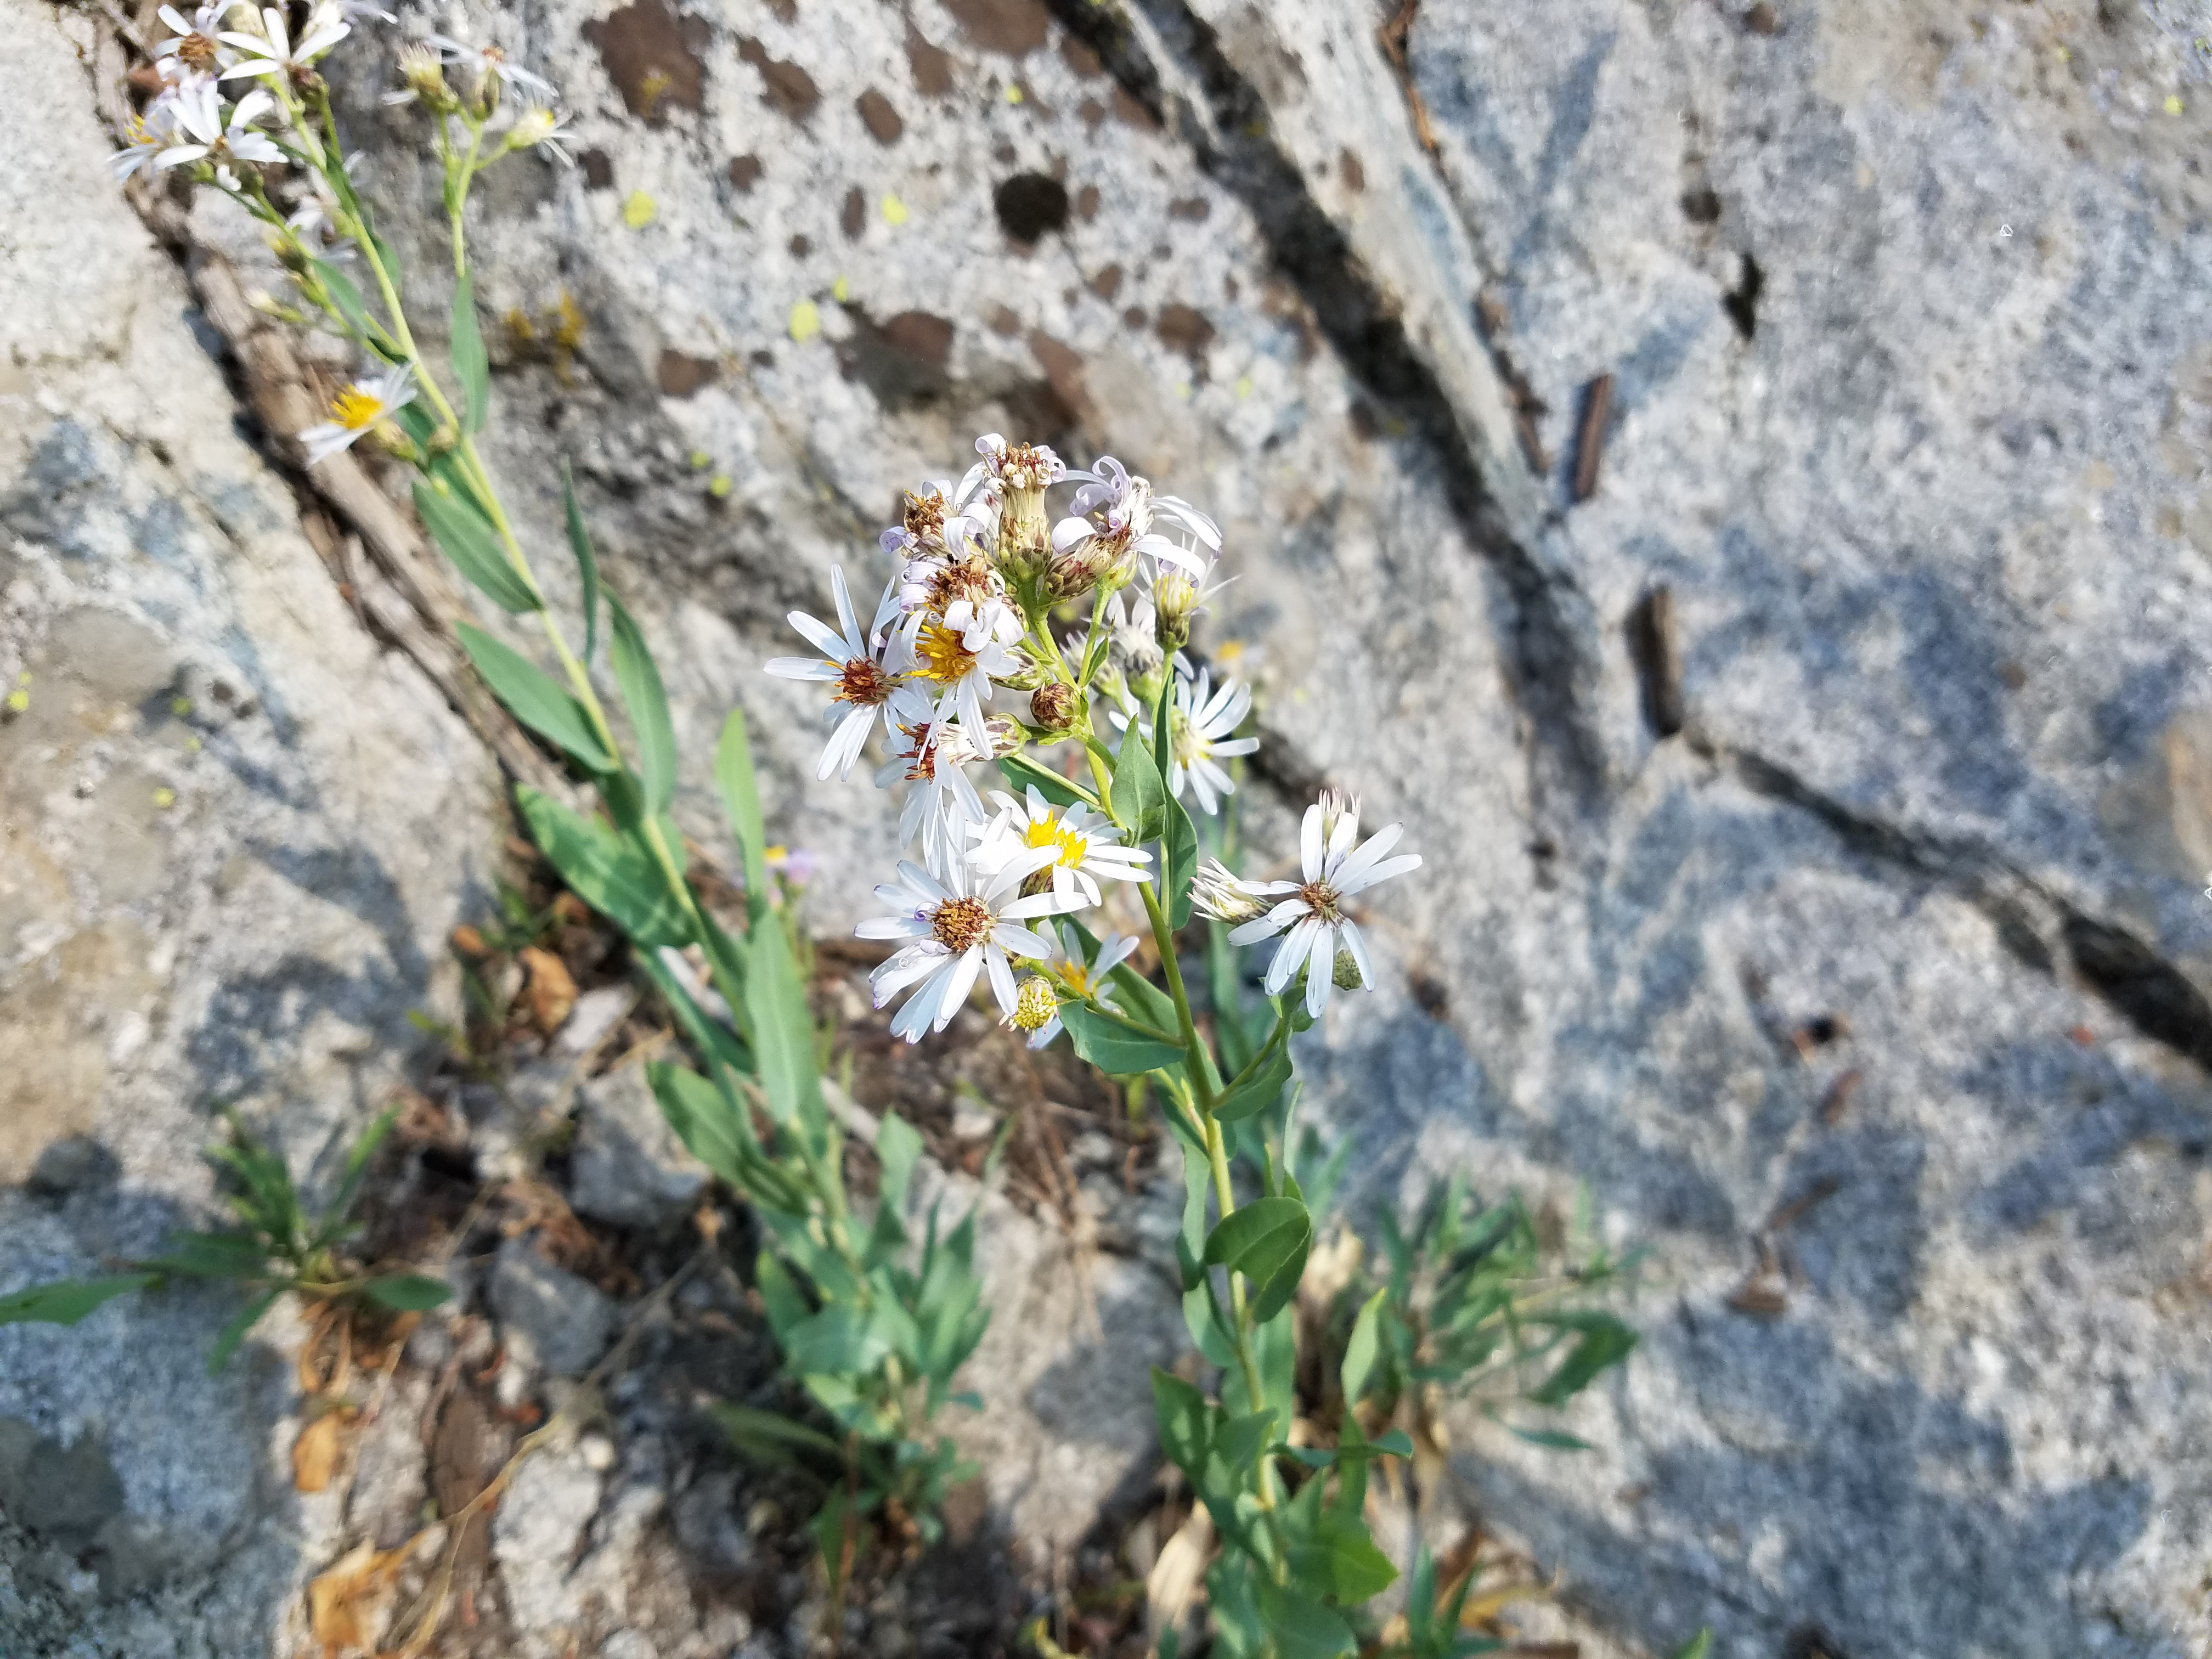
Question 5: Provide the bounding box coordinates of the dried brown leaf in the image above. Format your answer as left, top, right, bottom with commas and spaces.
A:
293, 1410, 347, 1493
306, 1538, 407, 1655
518, 945, 578, 1035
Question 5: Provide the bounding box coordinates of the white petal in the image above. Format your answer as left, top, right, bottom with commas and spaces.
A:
1339, 919, 1373, 990
1299, 803, 1324, 882
1305, 932, 1335, 1019
932, 947, 984, 1031
1330, 823, 1403, 887
1263, 917, 1319, 996
1335, 852, 1423, 897
985, 946, 1018, 1015
788, 610, 847, 659
766, 656, 843, 681
856, 915, 930, 941
992, 923, 1051, 958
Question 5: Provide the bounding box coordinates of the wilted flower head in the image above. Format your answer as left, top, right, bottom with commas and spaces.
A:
1050, 455, 1218, 595
504, 104, 574, 164
382, 42, 452, 109
425, 31, 555, 114
1190, 857, 1263, 926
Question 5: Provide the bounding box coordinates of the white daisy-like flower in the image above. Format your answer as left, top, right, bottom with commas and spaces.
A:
153, 1, 239, 76
113, 105, 180, 180
857, 844, 1076, 1043
298, 363, 415, 465
876, 713, 990, 868
764, 568, 928, 782
1108, 665, 1257, 816
157, 80, 284, 174
1228, 789, 1422, 1019
426, 32, 557, 99
901, 583, 1026, 743
969, 785, 1152, 909
1013, 922, 1141, 1049
1050, 454, 1218, 582
218, 3, 349, 81
504, 104, 575, 164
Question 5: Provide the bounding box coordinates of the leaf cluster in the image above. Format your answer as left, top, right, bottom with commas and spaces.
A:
0, 1107, 449, 1373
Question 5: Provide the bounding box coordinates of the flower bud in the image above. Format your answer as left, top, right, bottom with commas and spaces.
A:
1028, 681, 1077, 732
1012, 976, 1058, 1032
1153, 570, 1198, 652
1045, 533, 1136, 605
1331, 949, 1365, 991
1190, 857, 1262, 925
397, 44, 454, 112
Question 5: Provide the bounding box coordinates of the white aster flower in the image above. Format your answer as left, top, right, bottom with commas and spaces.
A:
764, 568, 928, 782
426, 32, 556, 99
1109, 665, 1256, 815
1228, 789, 1422, 1019
157, 80, 284, 173
969, 786, 1152, 909
153, 1, 239, 76
902, 582, 1027, 744
504, 104, 574, 164
1014, 922, 1141, 1049
113, 105, 180, 180
219, 4, 349, 82
1051, 454, 1218, 582
857, 845, 1075, 1043
298, 363, 415, 465
876, 713, 990, 868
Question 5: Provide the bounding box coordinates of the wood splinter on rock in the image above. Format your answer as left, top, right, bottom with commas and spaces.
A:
1628, 584, 1684, 738
1572, 370, 1613, 500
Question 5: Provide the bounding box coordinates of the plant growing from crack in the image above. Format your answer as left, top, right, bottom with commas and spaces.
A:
32, 8, 1651, 1652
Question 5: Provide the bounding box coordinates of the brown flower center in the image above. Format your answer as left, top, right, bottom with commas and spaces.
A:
895, 722, 939, 782
993, 442, 1058, 491
923, 554, 996, 614
931, 896, 992, 953
834, 655, 891, 707
1296, 880, 1344, 924
904, 489, 947, 541
178, 31, 219, 67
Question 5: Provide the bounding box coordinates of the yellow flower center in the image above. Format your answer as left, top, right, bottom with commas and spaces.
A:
331, 387, 386, 431
1023, 815, 1090, 868
931, 895, 992, 953
1013, 977, 1057, 1031
911, 622, 977, 685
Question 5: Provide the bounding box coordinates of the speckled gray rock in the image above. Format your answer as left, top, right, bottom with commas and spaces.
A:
0, 0, 499, 1651
568, 1059, 709, 1230
490, 1237, 618, 1377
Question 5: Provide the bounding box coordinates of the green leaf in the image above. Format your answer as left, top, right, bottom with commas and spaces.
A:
1530, 1313, 1637, 1406
1213, 1408, 1276, 1474
561, 461, 602, 664
876, 1111, 923, 1214
997, 753, 1092, 811
1149, 1367, 1212, 1479
1670, 1631, 1713, 1659
648, 1062, 755, 1188
1252, 1579, 1357, 1658
1182, 1278, 1238, 1367
0, 1274, 155, 1327
515, 787, 693, 945
1251, 1225, 1310, 1324
721, 915, 822, 1131
1163, 790, 1198, 929
455, 624, 615, 770
1282, 1510, 1398, 1606
1203, 1196, 1310, 1285
360, 1273, 451, 1312
1505, 1425, 1593, 1452
146, 1231, 270, 1279
451, 270, 488, 433
1213, 1040, 1292, 1124
311, 258, 385, 351
1368, 1427, 1415, 1458
754, 1250, 809, 1336
1109, 722, 1167, 843
412, 477, 538, 613
710, 1401, 843, 1463
1056, 1001, 1183, 1077
207, 1286, 284, 1374
608, 601, 677, 815
1340, 1288, 1387, 1405
715, 709, 772, 926
323, 1105, 399, 1236
782, 1305, 890, 1376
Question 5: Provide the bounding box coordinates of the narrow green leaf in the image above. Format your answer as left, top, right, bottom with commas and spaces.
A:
754, 1250, 809, 1336
311, 259, 386, 351
1340, 1287, 1387, 1405
1109, 724, 1167, 843
1163, 791, 1198, 929
723, 916, 822, 1130
450, 270, 488, 433
1281, 1510, 1398, 1606
360, 1273, 451, 1312
324, 1106, 399, 1235
1214, 1408, 1276, 1474
1202, 1195, 1310, 1283
1670, 1633, 1713, 1659
647, 1061, 755, 1188
1149, 1367, 1212, 1479
515, 786, 693, 945
455, 624, 615, 770
714, 708, 771, 926
608, 601, 677, 814
146, 1232, 270, 1279
412, 477, 538, 613
561, 461, 601, 663
1250, 1225, 1310, 1324
207, 1286, 284, 1374
0, 1274, 155, 1327
1183, 1278, 1238, 1367
1506, 1425, 1593, 1452
876, 1111, 923, 1214
1368, 1427, 1415, 1457
710, 1401, 843, 1463
997, 753, 1093, 810
1213, 1041, 1292, 1124
781, 1305, 890, 1376
1530, 1314, 1638, 1406
1056, 1001, 1183, 1077
1252, 1579, 1357, 1658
